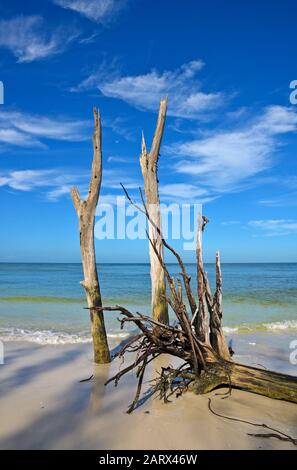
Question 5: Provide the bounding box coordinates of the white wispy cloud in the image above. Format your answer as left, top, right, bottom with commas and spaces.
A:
103, 116, 136, 141
46, 184, 76, 200
96, 194, 125, 207
73, 60, 227, 118
102, 168, 140, 191
0, 169, 83, 193
166, 105, 297, 193
159, 183, 212, 203
79, 32, 98, 44
258, 191, 297, 207
0, 15, 78, 62
0, 110, 91, 148
53, 0, 126, 23
0, 129, 42, 148
107, 155, 128, 163
248, 219, 297, 236
0, 167, 139, 202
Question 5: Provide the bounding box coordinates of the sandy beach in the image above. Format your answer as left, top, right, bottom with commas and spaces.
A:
0, 0, 296, 457
0, 336, 296, 450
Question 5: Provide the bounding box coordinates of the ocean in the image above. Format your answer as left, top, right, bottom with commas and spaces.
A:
0, 263, 296, 345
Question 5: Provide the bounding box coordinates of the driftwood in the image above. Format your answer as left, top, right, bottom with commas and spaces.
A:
139, 99, 168, 324
208, 398, 297, 446
92, 187, 297, 412
71, 108, 110, 364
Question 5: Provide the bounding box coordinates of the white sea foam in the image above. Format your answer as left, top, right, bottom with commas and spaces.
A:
1, 319, 297, 345
107, 332, 131, 339
0, 328, 130, 345
223, 326, 239, 333
223, 320, 297, 334
263, 320, 297, 331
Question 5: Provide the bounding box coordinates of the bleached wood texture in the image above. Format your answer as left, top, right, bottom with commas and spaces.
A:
209, 251, 231, 360
139, 99, 168, 324
195, 213, 210, 343
71, 108, 110, 364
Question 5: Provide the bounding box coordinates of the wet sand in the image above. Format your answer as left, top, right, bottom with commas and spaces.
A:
0, 338, 297, 450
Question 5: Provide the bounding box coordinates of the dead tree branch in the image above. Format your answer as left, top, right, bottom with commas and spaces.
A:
92, 185, 297, 412
71, 108, 110, 364
140, 99, 169, 324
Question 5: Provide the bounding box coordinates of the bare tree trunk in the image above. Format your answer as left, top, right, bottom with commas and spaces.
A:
195, 213, 209, 343
71, 108, 110, 364
209, 251, 230, 360
94, 186, 297, 412
140, 99, 169, 324
93, 108, 297, 413
190, 361, 297, 404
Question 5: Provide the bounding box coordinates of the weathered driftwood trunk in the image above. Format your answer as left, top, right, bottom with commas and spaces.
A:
96, 184, 297, 411
190, 361, 297, 404
94, 100, 297, 413
195, 213, 210, 344
71, 108, 110, 364
209, 252, 230, 360
140, 99, 168, 324
195, 214, 230, 360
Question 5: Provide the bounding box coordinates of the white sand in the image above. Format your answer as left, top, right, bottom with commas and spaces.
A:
0, 340, 296, 450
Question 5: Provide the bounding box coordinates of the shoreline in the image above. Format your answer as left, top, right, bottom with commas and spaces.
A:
0, 338, 296, 450
1, 330, 297, 374
1, 320, 297, 350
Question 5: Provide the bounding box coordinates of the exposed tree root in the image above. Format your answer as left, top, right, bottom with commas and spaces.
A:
208, 398, 297, 446
89, 185, 297, 418
79, 374, 94, 383
189, 362, 297, 404
93, 305, 297, 412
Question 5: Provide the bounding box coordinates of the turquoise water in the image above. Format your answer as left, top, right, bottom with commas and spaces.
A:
0, 263, 296, 344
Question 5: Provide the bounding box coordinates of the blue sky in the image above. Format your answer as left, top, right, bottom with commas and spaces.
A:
0, 0, 296, 263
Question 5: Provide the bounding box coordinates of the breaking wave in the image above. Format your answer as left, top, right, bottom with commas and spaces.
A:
223, 319, 297, 334
0, 328, 131, 345
0, 321, 296, 345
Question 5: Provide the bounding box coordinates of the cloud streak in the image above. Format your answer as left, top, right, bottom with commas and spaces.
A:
0, 15, 77, 62
159, 183, 214, 204
0, 167, 140, 203
53, 0, 126, 23
248, 219, 297, 236
0, 110, 91, 148
74, 60, 227, 119
0, 169, 84, 194
258, 191, 297, 208
166, 105, 297, 194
